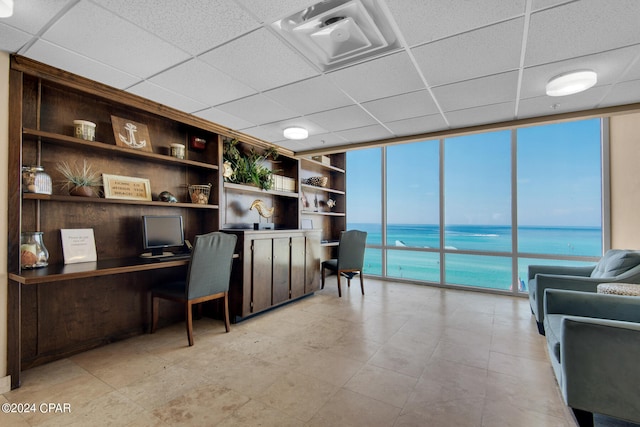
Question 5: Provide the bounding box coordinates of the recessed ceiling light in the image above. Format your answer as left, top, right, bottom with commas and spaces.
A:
283, 127, 308, 140
546, 70, 597, 97
0, 0, 14, 18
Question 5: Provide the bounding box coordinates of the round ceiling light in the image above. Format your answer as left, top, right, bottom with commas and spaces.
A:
283, 127, 308, 140
0, 0, 14, 18
546, 70, 597, 97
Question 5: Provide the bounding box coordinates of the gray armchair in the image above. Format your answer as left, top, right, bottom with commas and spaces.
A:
543, 289, 640, 427
528, 249, 640, 334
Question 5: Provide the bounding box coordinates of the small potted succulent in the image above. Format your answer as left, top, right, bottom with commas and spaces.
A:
56, 160, 102, 197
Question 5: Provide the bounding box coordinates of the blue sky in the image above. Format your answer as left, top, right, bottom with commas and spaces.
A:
347, 118, 602, 227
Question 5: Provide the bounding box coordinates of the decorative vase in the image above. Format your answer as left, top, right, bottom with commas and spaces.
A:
20, 231, 49, 269
69, 186, 96, 197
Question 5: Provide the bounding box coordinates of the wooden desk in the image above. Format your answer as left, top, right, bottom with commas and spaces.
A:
8, 257, 189, 389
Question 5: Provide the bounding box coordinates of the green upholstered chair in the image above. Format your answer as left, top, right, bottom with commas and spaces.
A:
321, 230, 367, 297
543, 289, 640, 427
151, 232, 237, 346
528, 249, 640, 334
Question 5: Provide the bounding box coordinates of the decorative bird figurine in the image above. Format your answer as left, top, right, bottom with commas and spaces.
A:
250, 199, 274, 219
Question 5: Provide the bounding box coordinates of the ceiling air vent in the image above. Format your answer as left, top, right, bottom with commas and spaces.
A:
272, 0, 400, 72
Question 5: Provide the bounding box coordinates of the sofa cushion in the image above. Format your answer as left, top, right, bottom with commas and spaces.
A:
591, 250, 640, 278
544, 314, 563, 364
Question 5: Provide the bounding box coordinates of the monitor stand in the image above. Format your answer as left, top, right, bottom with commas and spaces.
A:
140, 250, 173, 259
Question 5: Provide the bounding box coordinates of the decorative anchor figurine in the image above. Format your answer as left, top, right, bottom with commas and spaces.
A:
118, 122, 147, 149
250, 199, 275, 230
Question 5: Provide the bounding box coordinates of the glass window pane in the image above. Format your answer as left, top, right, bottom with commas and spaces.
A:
387, 141, 440, 248
444, 131, 512, 252
363, 248, 382, 276
347, 148, 382, 245
445, 253, 512, 290
387, 249, 440, 282
517, 257, 596, 293
517, 119, 602, 257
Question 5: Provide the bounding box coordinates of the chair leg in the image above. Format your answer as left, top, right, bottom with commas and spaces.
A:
336, 272, 342, 297
186, 302, 194, 346
151, 296, 159, 334
347, 276, 351, 288
321, 266, 325, 289
223, 292, 231, 333
536, 321, 545, 336
359, 272, 364, 295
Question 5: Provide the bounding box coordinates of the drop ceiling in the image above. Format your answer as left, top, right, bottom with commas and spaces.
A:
1, 0, 639, 155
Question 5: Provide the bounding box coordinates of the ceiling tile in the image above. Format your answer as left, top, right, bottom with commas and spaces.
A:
126, 81, 209, 113
384, 113, 448, 137
195, 107, 256, 131
336, 124, 394, 143
412, 18, 523, 87
385, 0, 526, 47
276, 132, 348, 152
445, 102, 516, 128
97, 0, 260, 55
520, 46, 640, 100
525, 0, 640, 67
199, 28, 319, 91
149, 59, 256, 106
328, 51, 425, 103
598, 80, 640, 108
259, 116, 328, 138
41, 1, 190, 78
0, 23, 33, 52
362, 89, 439, 122
531, 0, 574, 11
2, 0, 73, 35
217, 94, 297, 125
235, 0, 316, 23
432, 71, 519, 112
517, 86, 609, 119
264, 76, 354, 115
306, 105, 378, 131
23, 40, 141, 89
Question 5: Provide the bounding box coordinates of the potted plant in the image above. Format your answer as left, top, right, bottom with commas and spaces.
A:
56, 160, 102, 197
223, 138, 279, 190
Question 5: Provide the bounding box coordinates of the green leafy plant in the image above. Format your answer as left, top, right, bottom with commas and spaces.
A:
56, 160, 102, 196
223, 138, 279, 190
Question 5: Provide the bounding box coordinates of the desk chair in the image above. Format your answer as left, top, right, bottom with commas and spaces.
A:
321, 230, 367, 297
150, 232, 237, 346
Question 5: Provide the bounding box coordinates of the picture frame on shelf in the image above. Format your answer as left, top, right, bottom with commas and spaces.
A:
111, 115, 153, 152
102, 174, 152, 201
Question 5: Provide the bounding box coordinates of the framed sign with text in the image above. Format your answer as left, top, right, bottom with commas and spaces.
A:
102, 174, 152, 201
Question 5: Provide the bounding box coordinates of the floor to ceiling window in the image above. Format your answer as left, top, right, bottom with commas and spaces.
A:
346, 118, 605, 293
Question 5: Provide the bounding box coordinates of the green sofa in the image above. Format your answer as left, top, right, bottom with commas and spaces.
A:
528, 249, 640, 334
543, 289, 640, 426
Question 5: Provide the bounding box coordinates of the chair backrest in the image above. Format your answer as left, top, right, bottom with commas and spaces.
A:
186, 232, 237, 299
337, 230, 367, 271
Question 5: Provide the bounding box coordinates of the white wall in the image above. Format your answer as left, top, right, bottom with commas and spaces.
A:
0, 51, 11, 393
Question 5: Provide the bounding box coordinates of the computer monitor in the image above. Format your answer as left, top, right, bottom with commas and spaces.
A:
141, 215, 185, 258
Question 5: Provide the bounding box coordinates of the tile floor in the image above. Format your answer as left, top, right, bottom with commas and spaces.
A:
1, 278, 637, 426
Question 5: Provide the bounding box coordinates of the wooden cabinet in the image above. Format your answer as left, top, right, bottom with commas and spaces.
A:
224, 229, 321, 322
299, 154, 346, 260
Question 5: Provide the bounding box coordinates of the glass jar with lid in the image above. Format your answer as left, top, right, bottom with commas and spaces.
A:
22, 165, 52, 195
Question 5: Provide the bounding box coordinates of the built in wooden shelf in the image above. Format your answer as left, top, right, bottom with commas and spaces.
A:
300, 183, 345, 194
22, 192, 219, 209
223, 182, 299, 198
300, 157, 345, 173
300, 210, 345, 217
23, 128, 218, 171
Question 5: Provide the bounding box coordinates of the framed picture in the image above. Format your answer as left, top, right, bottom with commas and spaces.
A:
111, 115, 153, 152
102, 174, 151, 201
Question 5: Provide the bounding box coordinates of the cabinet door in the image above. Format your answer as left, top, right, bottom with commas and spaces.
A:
272, 237, 290, 305
251, 239, 272, 313
290, 236, 306, 299
305, 234, 321, 293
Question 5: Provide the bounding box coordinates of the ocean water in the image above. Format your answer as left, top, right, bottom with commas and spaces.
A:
349, 223, 601, 291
